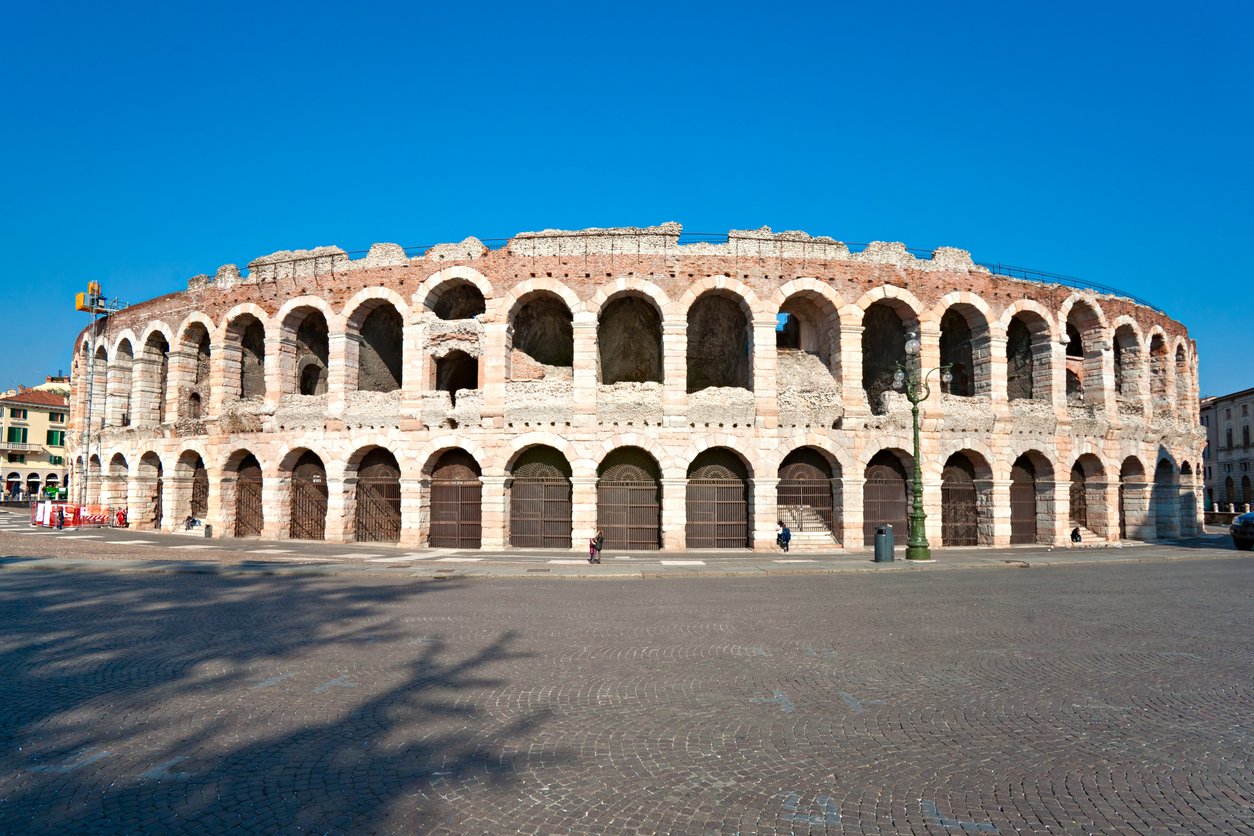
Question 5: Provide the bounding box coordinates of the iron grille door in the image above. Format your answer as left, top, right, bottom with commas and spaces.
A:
152, 477, 163, 529
1069, 478, 1088, 528
863, 471, 909, 546
356, 477, 401, 543
235, 474, 264, 537
597, 481, 661, 550
941, 476, 979, 546
191, 468, 209, 518
510, 477, 571, 548
290, 476, 328, 540
430, 481, 482, 548
685, 479, 748, 548
1009, 477, 1037, 544
776, 479, 837, 536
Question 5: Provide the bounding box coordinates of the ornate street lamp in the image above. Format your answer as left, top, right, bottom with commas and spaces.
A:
891, 331, 952, 561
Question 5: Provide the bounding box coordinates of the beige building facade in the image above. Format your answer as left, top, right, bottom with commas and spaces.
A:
1200, 386, 1254, 510
2, 386, 71, 499
68, 224, 1205, 550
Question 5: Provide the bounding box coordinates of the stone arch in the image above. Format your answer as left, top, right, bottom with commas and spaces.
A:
1069, 453, 1108, 536
415, 266, 494, 319
87, 343, 108, 430
285, 448, 329, 541
588, 434, 676, 482
506, 288, 574, 379
597, 446, 663, 550
1147, 329, 1171, 418
508, 444, 573, 549
941, 449, 993, 546
685, 447, 752, 549
427, 448, 483, 548
1118, 456, 1149, 540
223, 307, 268, 400
587, 278, 671, 321
1062, 297, 1107, 408
345, 290, 407, 393
503, 432, 581, 476
349, 445, 403, 543
862, 448, 915, 546
1153, 457, 1179, 539
1009, 449, 1055, 544
174, 448, 210, 523
1111, 318, 1145, 409
177, 318, 213, 420
598, 291, 663, 385
136, 451, 165, 530
275, 297, 336, 397
674, 275, 762, 319
935, 298, 992, 397
434, 349, 477, 406
861, 298, 919, 414
107, 337, 135, 427
134, 325, 172, 425
774, 279, 843, 386
777, 446, 842, 545
223, 448, 265, 538
851, 284, 926, 319
687, 289, 752, 393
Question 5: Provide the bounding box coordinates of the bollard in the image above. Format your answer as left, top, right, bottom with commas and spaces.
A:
874, 524, 895, 562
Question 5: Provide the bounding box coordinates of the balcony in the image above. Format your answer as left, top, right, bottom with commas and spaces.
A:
0, 440, 40, 452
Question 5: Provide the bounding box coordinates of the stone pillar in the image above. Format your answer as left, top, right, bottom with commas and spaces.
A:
165, 350, 195, 424
263, 335, 283, 412
215, 342, 242, 414
990, 479, 1012, 546
326, 332, 350, 419
917, 322, 944, 421
842, 475, 866, 552
987, 334, 1008, 405
260, 472, 284, 540
127, 476, 149, 529
921, 475, 943, 551
1095, 480, 1119, 541
750, 476, 779, 551
400, 321, 424, 425
751, 318, 779, 430
662, 322, 688, 427
325, 474, 351, 543
571, 476, 597, 551
131, 355, 160, 426
1044, 480, 1067, 545
480, 475, 508, 549
660, 476, 686, 550
839, 323, 867, 420
399, 476, 423, 549
480, 322, 509, 428
571, 318, 598, 428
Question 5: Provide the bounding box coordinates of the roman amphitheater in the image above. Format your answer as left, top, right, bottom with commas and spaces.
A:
68, 223, 1204, 552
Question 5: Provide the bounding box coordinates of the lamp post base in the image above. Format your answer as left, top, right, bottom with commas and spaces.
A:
905, 544, 932, 561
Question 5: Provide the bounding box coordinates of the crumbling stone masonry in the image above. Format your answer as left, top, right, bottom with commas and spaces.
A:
70, 223, 1205, 552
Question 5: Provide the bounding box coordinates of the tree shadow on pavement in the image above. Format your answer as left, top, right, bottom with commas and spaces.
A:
0, 570, 558, 834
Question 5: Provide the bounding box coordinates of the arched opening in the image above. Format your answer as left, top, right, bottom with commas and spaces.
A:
777, 448, 840, 544
227, 315, 266, 399
26, 474, 41, 498
1154, 458, 1179, 539
508, 446, 572, 548
354, 447, 401, 543
1065, 301, 1105, 409
1118, 457, 1148, 540
687, 292, 751, 393
180, 323, 212, 419
776, 292, 840, 375
109, 339, 134, 427
138, 452, 164, 529
685, 448, 750, 549
176, 451, 210, 523
431, 282, 486, 321
1149, 335, 1170, 417
434, 350, 478, 406
941, 451, 991, 546
289, 450, 328, 540
5, 471, 20, 497
136, 331, 171, 425
939, 306, 988, 397
510, 293, 573, 376
1174, 345, 1190, 418
87, 454, 102, 505
1006, 313, 1052, 402
1113, 325, 1142, 409
597, 447, 662, 550
352, 301, 403, 392
232, 452, 264, 537
429, 449, 482, 548
776, 292, 841, 426
284, 308, 329, 396
863, 449, 912, 546
861, 302, 910, 414
89, 346, 108, 430
599, 295, 662, 384
105, 453, 129, 507
1178, 462, 1197, 536
1010, 452, 1053, 544
1070, 454, 1107, 536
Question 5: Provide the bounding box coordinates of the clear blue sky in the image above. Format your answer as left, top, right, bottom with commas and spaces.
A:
2, 1, 1249, 395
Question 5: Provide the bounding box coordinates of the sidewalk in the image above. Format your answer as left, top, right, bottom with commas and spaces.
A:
0, 511, 1242, 580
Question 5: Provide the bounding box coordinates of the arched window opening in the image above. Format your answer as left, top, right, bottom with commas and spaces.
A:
861, 302, 908, 414
1149, 335, 1170, 417
294, 310, 330, 395
939, 309, 980, 397
432, 283, 486, 321
776, 293, 841, 421
599, 295, 662, 384
1118, 457, 1148, 540
1064, 301, 1105, 411
685, 448, 750, 549
435, 350, 478, 405
1113, 325, 1142, 406
1070, 454, 1107, 538
597, 447, 662, 550
289, 450, 328, 541
89, 346, 108, 430
1006, 313, 1051, 402
775, 313, 800, 350
137, 332, 170, 424
941, 453, 980, 546
227, 316, 266, 399
511, 294, 573, 375
181, 324, 212, 419
509, 446, 572, 548
1009, 455, 1039, 544
777, 448, 840, 543
687, 293, 751, 393
430, 449, 482, 548
191, 458, 209, 519
354, 447, 401, 543
356, 303, 403, 392
1065, 323, 1083, 358
863, 450, 912, 545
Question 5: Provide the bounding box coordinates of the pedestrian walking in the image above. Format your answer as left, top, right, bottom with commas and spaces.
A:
56, 505, 64, 531
780, 523, 791, 553
588, 528, 605, 563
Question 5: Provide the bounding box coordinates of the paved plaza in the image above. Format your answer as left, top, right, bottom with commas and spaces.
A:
0, 534, 1250, 834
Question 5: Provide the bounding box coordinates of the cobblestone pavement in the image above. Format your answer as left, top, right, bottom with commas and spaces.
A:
0, 555, 1250, 834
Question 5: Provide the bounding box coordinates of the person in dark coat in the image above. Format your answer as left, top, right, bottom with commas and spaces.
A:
780, 524, 792, 553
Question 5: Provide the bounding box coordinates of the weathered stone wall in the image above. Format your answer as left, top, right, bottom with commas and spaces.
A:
68, 223, 1205, 551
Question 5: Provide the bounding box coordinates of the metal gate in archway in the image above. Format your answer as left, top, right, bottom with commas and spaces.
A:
191, 465, 209, 518
510, 461, 571, 548
863, 461, 909, 546
430, 453, 481, 548
777, 460, 838, 540
1069, 473, 1088, 529
234, 459, 264, 537
1009, 463, 1037, 544
941, 466, 979, 546
598, 463, 661, 550
686, 462, 749, 549
151, 473, 164, 529
290, 455, 328, 541
355, 451, 401, 543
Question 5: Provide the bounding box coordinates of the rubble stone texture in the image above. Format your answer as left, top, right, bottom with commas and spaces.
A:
69, 223, 1204, 551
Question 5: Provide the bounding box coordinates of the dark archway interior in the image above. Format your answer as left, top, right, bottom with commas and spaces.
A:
861, 303, 906, 414
939, 310, 974, 397
433, 283, 486, 320
687, 294, 750, 393
1066, 369, 1083, 402
1006, 317, 1034, 401
432, 449, 482, 481
239, 319, 266, 398
776, 313, 800, 350
1066, 323, 1083, 358
359, 304, 403, 392
295, 312, 329, 395
599, 296, 662, 384
145, 333, 170, 420
436, 351, 477, 405
513, 296, 573, 368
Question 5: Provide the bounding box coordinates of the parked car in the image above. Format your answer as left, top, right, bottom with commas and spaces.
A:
1231, 512, 1254, 550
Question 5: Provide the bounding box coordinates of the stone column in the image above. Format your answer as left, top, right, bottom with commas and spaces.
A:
838, 323, 867, 420
571, 318, 598, 428
326, 332, 350, 420
324, 474, 351, 543
263, 335, 283, 412
990, 478, 1012, 546
399, 475, 423, 549
480, 475, 508, 549
260, 472, 284, 540
480, 322, 509, 428
131, 355, 160, 426
1044, 480, 1067, 545
987, 334, 1008, 405
571, 476, 597, 551
751, 318, 779, 430
842, 476, 866, 552
660, 476, 687, 550
165, 349, 195, 424
662, 322, 688, 427
400, 321, 424, 427
750, 476, 779, 551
